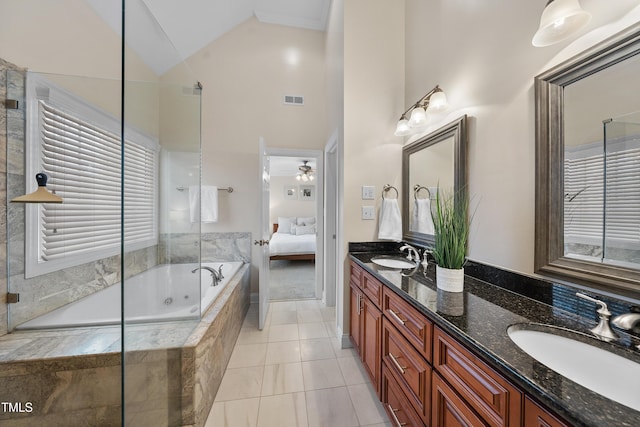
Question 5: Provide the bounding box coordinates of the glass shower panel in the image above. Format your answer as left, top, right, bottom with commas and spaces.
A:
603, 116, 640, 268
122, 0, 202, 425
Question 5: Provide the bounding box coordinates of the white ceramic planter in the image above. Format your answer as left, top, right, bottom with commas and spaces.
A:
436, 265, 464, 293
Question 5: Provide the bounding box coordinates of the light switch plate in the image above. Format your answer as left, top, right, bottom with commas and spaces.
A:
362, 206, 375, 220
362, 185, 375, 200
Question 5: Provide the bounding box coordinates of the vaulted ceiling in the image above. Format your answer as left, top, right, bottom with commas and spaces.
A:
86, 0, 331, 75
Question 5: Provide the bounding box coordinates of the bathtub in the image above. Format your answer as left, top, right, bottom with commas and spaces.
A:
16, 262, 244, 330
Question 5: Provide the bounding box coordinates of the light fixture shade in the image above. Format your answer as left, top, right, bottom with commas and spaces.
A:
426, 90, 448, 112
394, 118, 412, 136
408, 106, 427, 129
532, 0, 591, 47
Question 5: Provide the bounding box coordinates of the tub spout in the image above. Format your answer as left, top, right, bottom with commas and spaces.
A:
192, 266, 222, 286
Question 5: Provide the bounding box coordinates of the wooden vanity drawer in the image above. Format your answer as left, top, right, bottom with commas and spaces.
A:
350, 261, 363, 287
383, 287, 433, 362
382, 318, 431, 425
432, 371, 487, 427
382, 365, 426, 427
362, 270, 382, 308
524, 397, 569, 427
433, 327, 521, 426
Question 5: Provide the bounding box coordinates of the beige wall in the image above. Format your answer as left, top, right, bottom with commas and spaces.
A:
269, 176, 317, 226
0, 0, 161, 137
402, 1, 640, 275
342, 0, 405, 336
183, 17, 329, 293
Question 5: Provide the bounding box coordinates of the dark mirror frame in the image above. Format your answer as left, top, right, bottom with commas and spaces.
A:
535, 23, 640, 298
402, 115, 467, 247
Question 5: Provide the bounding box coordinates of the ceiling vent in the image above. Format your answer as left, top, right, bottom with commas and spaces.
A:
284, 95, 304, 106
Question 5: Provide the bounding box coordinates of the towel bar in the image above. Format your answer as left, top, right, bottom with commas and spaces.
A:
177, 186, 233, 193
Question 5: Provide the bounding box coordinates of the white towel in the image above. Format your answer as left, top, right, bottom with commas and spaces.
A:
411, 198, 435, 234
378, 198, 402, 241
189, 185, 218, 223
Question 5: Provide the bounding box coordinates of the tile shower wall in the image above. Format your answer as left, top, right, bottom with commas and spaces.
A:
1, 59, 24, 336
159, 232, 251, 264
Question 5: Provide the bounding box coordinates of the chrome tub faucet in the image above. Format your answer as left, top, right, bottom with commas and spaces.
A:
192, 266, 222, 286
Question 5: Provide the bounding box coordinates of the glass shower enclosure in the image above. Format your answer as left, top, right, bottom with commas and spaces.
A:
3, 1, 203, 425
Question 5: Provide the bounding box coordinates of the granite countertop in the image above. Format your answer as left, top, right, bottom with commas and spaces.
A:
349, 251, 640, 427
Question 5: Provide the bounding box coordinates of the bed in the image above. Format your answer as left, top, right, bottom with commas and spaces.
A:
269, 217, 316, 262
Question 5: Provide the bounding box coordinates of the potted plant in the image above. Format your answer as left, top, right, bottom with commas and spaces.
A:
431, 187, 470, 292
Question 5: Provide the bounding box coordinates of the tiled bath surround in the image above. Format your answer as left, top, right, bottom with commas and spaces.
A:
0, 263, 250, 426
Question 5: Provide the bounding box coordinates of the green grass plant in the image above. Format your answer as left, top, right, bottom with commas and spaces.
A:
431, 187, 470, 270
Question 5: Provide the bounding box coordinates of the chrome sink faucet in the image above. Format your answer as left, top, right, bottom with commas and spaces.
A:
612, 312, 640, 350
399, 244, 420, 263
576, 292, 619, 341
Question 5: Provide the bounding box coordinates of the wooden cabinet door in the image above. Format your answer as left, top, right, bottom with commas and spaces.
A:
350, 282, 362, 352
432, 372, 488, 427
362, 295, 382, 395
524, 397, 568, 427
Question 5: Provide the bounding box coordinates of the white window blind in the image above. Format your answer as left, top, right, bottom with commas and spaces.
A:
25, 74, 158, 277
564, 137, 640, 252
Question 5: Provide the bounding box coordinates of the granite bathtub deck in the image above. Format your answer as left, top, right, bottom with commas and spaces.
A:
0, 263, 250, 427
350, 252, 640, 427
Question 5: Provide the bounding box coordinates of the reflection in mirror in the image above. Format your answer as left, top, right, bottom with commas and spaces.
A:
535, 23, 640, 295
402, 116, 467, 246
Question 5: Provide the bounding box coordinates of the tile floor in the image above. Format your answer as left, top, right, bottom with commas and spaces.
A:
205, 299, 391, 427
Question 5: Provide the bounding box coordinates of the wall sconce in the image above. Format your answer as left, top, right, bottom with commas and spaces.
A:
532, 0, 591, 47
394, 85, 449, 137
11, 173, 63, 203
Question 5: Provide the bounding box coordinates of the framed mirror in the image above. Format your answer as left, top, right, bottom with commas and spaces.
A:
402, 115, 467, 246
535, 23, 640, 296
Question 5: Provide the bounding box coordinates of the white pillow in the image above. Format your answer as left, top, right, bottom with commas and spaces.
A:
277, 217, 296, 234
295, 225, 316, 235
297, 216, 316, 226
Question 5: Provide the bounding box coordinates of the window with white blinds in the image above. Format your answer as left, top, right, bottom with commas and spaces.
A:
564, 136, 640, 257
25, 75, 158, 278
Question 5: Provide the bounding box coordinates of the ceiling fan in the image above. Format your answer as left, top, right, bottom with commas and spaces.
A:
296, 160, 315, 182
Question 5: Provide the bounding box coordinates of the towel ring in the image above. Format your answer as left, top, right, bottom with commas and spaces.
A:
413, 185, 431, 200
382, 184, 398, 200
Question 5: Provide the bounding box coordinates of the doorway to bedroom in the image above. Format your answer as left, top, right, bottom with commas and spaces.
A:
268, 154, 321, 301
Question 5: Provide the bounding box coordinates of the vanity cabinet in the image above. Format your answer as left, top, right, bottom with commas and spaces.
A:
349, 262, 382, 394
349, 260, 571, 427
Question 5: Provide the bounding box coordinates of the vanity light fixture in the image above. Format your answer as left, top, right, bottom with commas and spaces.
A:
394, 85, 449, 137
11, 173, 63, 203
295, 160, 315, 182
532, 0, 591, 47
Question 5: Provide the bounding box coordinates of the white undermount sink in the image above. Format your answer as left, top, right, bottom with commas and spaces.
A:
507, 323, 640, 411
370, 256, 416, 269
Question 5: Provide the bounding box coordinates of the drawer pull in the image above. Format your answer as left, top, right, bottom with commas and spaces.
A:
388, 309, 406, 325
387, 405, 407, 427
388, 353, 407, 374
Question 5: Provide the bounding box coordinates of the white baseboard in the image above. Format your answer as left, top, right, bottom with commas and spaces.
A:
250, 293, 259, 304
